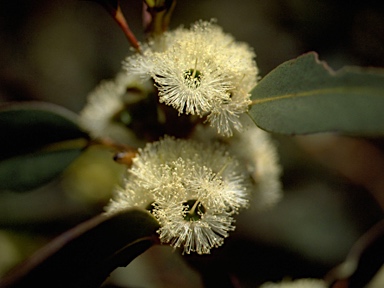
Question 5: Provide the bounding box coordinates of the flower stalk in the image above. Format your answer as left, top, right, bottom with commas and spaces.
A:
89, 0, 141, 52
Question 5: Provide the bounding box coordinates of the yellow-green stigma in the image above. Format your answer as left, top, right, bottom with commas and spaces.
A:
183, 199, 206, 221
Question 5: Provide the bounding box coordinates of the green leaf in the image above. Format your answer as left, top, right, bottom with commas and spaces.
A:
0, 148, 84, 192
249, 52, 384, 135
0, 102, 88, 191
0, 208, 160, 288
0, 102, 88, 160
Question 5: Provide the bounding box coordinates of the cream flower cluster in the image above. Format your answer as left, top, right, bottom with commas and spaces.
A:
80, 19, 282, 255
79, 72, 153, 146
125, 20, 258, 136
106, 136, 250, 254
192, 115, 282, 209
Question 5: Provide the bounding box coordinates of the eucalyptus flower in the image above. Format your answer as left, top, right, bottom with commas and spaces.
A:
192, 114, 282, 209
105, 136, 250, 254
79, 72, 153, 145
125, 20, 258, 136
259, 278, 327, 288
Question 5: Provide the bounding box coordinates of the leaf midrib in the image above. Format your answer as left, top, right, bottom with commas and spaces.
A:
251, 86, 384, 105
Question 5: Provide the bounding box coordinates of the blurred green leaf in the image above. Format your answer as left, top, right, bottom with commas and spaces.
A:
0, 102, 88, 192
0, 208, 160, 288
0, 102, 88, 160
249, 52, 384, 135
0, 148, 84, 192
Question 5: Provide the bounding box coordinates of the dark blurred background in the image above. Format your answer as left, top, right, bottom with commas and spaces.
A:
1, 1, 384, 287
1, 0, 384, 112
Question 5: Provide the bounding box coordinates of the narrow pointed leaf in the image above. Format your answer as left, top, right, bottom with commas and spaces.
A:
0, 208, 160, 288
249, 52, 384, 135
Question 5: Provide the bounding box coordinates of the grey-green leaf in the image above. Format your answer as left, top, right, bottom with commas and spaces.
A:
0, 148, 83, 192
0, 208, 160, 288
249, 52, 384, 135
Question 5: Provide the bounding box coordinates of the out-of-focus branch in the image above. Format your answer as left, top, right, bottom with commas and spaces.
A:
295, 134, 384, 210
85, 0, 141, 51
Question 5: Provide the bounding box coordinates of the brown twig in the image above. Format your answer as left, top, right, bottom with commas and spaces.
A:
87, 0, 141, 52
